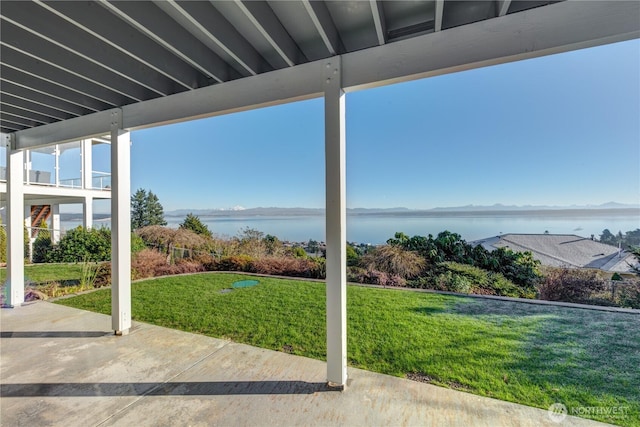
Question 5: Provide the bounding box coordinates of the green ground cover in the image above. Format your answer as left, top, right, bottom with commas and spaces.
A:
0, 263, 85, 284
55, 273, 639, 425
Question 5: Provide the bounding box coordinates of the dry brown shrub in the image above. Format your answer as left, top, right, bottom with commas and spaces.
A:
154, 260, 205, 276
360, 245, 425, 279
131, 249, 168, 280
538, 268, 606, 303
249, 256, 325, 279
137, 226, 206, 254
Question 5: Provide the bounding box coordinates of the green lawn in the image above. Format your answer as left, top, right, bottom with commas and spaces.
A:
55, 273, 639, 426
0, 263, 86, 284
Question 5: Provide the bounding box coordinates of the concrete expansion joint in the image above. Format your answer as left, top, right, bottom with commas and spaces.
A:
95, 340, 232, 427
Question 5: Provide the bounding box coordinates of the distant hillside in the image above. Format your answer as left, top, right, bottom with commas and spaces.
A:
428, 202, 640, 212
49, 202, 639, 221
163, 203, 640, 218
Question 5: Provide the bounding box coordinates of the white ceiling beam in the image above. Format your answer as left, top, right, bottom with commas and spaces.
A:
0, 3, 172, 96
369, 0, 387, 45
1, 114, 41, 128
435, 0, 445, 32
0, 66, 109, 112
0, 123, 23, 132
0, 82, 89, 117
100, 0, 229, 83
155, 0, 267, 76
498, 0, 512, 17
301, 0, 342, 55
0, 21, 153, 102
235, 0, 304, 67
37, 1, 200, 91
0, 94, 71, 121
1, 105, 55, 125
13, 1, 640, 150
1, 46, 131, 107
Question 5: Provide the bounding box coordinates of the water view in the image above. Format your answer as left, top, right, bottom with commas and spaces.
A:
63, 213, 640, 245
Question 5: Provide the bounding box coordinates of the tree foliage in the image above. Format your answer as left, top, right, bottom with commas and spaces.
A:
599, 228, 640, 248
48, 227, 112, 262
179, 213, 212, 238
387, 230, 540, 290
131, 188, 167, 230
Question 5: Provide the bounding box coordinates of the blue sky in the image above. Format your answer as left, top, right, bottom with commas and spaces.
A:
125, 39, 639, 212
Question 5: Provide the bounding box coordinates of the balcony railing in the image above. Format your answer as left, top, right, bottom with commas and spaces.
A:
0, 167, 110, 191
92, 171, 111, 190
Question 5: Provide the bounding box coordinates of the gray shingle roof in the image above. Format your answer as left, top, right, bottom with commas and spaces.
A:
472, 234, 637, 272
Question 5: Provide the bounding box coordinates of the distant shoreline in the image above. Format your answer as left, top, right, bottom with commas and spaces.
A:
345, 208, 640, 218
60, 208, 640, 222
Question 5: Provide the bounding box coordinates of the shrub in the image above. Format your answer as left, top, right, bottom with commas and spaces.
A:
131, 249, 205, 279
136, 225, 206, 262
433, 271, 473, 293
538, 268, 606, 303
131, 249, 168, 280
153, 260, 204, 277
215, 255, 255, 272
616, 282, 640, 309
94, 262, 112, 287
349, 268, 406, 287
360, 245, 426, 279
193, 253, 218, 271
32, 236, 52, 263
249, 256, 325, 279
48, 227, 111, 262
290, 246, 307, 258
131, 233, 147, 254
346, 244, 359, 266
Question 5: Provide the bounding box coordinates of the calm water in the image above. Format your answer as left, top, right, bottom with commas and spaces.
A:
65, 213, 640, 244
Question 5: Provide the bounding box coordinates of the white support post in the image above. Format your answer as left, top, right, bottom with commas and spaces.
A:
324, 57, 347, 388
51, 204, 61, 243
24, 150, 30, 185
6, 135, 25, 307
24, 205, 32, 263
81, 139, 93, 189
83, 197, 93, 230
110, 113, 131, 335
54, 144, 60, 187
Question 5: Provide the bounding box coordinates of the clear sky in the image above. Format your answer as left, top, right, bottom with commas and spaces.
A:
124, 39, 639, 212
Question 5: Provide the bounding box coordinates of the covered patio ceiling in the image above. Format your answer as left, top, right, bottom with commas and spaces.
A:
2, 0, 638, 148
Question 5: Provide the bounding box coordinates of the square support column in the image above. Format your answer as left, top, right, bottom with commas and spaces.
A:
51, 204, 61, 243
83, 197, 93, 230
324, 57, 347, 388
5, 135, 24, 307
81, 139, 92, 189
110, 121, 131, 335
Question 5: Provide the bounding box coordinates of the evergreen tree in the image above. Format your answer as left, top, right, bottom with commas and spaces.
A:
131, 188, 167, 230
179, 213, 212, 238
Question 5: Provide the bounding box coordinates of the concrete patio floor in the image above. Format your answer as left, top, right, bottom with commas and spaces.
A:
1, 302, 608, 427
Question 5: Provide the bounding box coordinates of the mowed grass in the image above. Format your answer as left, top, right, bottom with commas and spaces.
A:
0, 263, 85, 284
56, 273, 640, 426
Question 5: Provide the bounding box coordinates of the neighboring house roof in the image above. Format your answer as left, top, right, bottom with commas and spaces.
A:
471, 234, 638, 273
